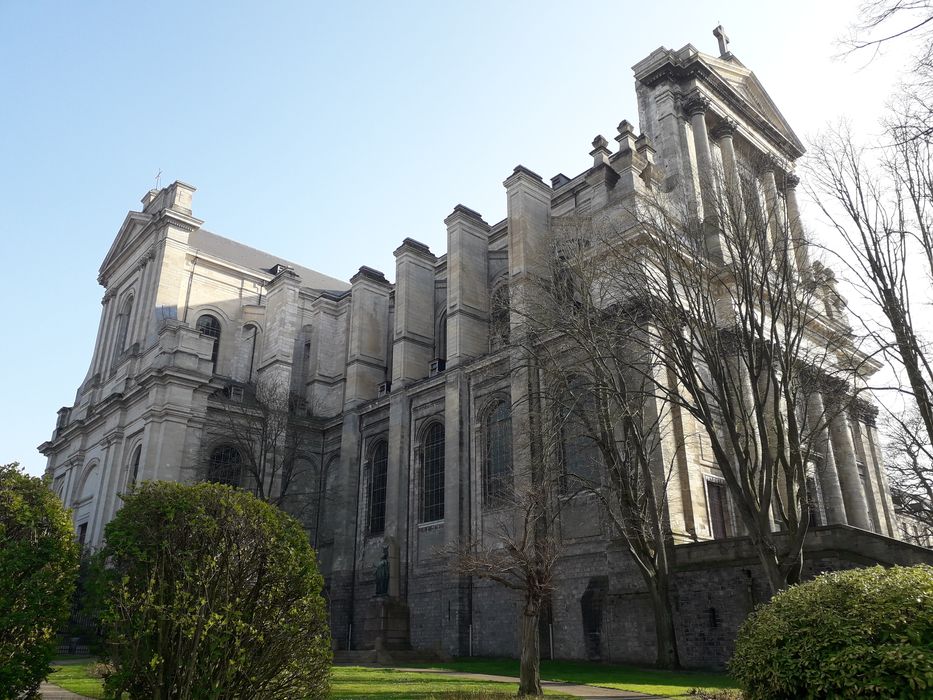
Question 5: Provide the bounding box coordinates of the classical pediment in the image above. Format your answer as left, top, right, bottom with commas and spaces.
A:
634, 45, 806, 159
98, 211, 152, 280
700, 53, 805, 156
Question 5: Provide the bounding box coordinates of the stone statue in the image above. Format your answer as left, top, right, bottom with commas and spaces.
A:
375, 546, 389, 596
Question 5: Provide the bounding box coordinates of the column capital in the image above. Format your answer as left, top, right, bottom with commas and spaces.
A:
682, 92, 711, 117
711, 118, 738, 140
785, 173, 801, 189
759, 153, 789, 176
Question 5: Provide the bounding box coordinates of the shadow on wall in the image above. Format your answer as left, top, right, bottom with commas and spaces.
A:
581, 576, 608, 660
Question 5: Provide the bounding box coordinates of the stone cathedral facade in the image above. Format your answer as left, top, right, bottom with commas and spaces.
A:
41, 34, 929, 666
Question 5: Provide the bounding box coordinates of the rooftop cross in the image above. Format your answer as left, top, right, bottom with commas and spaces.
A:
713, 24, 730, 57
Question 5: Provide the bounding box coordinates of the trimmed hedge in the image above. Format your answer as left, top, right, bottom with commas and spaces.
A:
0, 463, 79, 700
93, 481, 331, 699
730, 564, 933, 699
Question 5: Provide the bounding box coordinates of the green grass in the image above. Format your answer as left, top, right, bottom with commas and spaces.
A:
409, 658, 738, 697
331, 666, 570, 698
47, 663, 571, 699
48, 663, 105, 698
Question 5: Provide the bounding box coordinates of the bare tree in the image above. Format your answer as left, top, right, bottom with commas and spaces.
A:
844, 1, 933, 61
620, 155, 866, 594
808, 125, 933, 488
206, 375, 325, 518
884, 408, 933, 543
451, 374, 562, 697
510, 224, 682, 669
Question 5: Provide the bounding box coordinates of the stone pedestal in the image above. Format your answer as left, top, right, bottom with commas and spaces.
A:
362, 596, 410, 651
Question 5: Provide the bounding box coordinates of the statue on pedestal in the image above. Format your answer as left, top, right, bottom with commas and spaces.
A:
375, 546, 389, 596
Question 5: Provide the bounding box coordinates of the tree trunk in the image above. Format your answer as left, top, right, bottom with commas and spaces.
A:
518, 609, 542, 697
648, 576, 680, 669
751, 531, 787, 594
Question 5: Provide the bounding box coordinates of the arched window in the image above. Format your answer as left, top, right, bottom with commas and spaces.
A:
368, 440, 389, 534
128, 444, 142, 488
482, 400, 512, 505
207, 445, 241, 487
420, 422, 445, 522
197, 314, 222, 374
490, 284, 510, 350
113, 295, 134, 363
435, 312, 447, 362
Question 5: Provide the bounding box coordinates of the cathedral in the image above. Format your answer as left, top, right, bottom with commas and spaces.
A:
41, 32, 929, 666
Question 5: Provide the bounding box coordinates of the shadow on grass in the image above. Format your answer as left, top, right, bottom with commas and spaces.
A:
405, 658, 737, 697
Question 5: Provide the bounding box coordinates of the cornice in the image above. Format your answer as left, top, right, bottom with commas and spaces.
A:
637, 55, 805, 160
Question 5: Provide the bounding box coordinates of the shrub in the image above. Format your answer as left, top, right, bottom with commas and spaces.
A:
93, 481, 331, 698
0, 462, 80, 700
730, 564, 933, 699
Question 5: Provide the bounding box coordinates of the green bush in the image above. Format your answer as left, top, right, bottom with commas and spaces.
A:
93, 481, 331, 698
730, 564, 933, 699
0, 462, 80, 700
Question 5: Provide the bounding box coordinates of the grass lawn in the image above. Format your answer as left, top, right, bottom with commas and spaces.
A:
48, 663, 572, 699
331, 666, 570, 698
410, 658, 738, 698
48, 663, 106, 698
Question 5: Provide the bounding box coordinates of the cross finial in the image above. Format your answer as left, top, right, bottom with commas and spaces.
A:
154, 169, 162, 190
713, 24, 730, 57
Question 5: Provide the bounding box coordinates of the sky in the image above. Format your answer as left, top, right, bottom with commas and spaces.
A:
0, 1, 918, 476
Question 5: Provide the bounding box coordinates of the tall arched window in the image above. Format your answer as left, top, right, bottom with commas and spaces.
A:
482, 400, 512, 505
368, 440, 389, 534
207, 445, 241, 487
420, 422, 445, 523
112, 295, 134, 364
435, 312, 447, 362
128, 444, 142, 488
197, 314, 222, 374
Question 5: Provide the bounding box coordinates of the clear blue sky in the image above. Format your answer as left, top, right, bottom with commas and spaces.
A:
0, 1, 911, 475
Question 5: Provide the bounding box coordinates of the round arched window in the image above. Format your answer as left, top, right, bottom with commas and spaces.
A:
207, 445, 241, 487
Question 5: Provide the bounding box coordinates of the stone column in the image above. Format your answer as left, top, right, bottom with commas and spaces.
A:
132, 248, 158, 347
806, 392, 847, 525
685, 92, 726, 262
445, 205, 490, 366
784, 174, 811, 275
848, 417, 881, 532
711, 119, 745, 233
760, 159, 793, 273
91, 290, 116, 376
826, 399, 872, 530
864, 419, 898, 537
